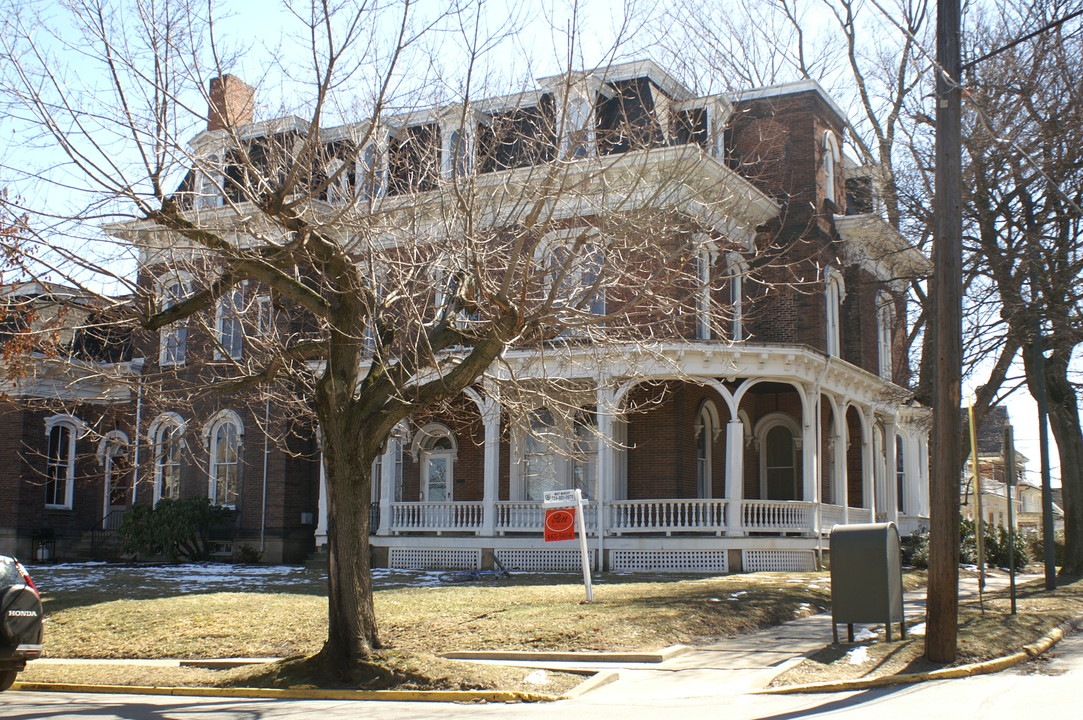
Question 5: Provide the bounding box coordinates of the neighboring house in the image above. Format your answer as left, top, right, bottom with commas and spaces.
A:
15, 60, 931, 571
963, 406, 1063, 534
0, 282, 137, 560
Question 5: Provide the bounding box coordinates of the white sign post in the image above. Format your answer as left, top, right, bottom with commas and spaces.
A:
543, 488, 594, 602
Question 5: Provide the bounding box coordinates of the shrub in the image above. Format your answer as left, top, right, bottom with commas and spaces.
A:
961, 517, 1029, 569
120, 497, 231, 562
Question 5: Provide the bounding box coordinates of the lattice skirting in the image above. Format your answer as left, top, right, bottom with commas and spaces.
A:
388, 548, 481, 570
494, 549, 595, 572
610, 550, 729, 573
742, 549, 817, 572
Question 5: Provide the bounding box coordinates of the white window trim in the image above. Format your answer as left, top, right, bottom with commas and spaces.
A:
694, 238, 718, 341
824, 267, 846, 357
411, 423, 457, 502
823, 130, 841, 205
203, 410, 244, 508
876, 291, 895, 380
148, 412, 186, 503
726, 252, 748, 341
43, 414, 85, 509
97, 430, 131, 517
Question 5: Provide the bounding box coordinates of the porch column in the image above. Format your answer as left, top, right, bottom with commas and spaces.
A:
376, 439, 395, 536
315, 450, 328, 548
595, 385, 619, 572
802, 394, 818, 503
918, 433, 931, 517
725, 420, 745, 536
884, 416, 899, 525
834, 411, 848, 524
480, 398, 501, 537
862, 408, 876, 520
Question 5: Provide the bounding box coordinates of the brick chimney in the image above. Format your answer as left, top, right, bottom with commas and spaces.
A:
207, 75, 255, 132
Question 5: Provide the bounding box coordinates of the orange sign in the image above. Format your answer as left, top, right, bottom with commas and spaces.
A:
544, 507, 576, 542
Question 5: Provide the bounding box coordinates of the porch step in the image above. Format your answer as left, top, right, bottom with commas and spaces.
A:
305, 546, 329, 571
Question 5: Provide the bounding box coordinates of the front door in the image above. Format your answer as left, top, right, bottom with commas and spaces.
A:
423, 452, 453, 501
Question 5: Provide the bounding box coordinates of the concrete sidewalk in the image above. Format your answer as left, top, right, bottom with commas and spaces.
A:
578, 570, 1041, 701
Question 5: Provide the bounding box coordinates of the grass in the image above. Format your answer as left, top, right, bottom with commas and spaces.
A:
771, 573, 1083, 687
22, 563, 835, 692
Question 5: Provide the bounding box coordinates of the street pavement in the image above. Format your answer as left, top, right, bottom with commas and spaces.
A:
3, 571, 1073, 720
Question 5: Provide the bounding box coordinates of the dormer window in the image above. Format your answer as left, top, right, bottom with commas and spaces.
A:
387, 123, 440, 195
596, 77, 673, 155
319, 139, 358, 204
477, 98, 556, 173
440, 117, 473, 179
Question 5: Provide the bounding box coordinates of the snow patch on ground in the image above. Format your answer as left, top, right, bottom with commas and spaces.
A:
524, 669, 551, 685
845, 646, 871, 664
853, 627, 879, 642
908, 622, 927, 636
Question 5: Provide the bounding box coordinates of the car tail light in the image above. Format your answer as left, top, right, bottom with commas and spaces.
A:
14, 560, 37, 594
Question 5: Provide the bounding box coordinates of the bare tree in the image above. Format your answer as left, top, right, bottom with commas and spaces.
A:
958, 0, 1083, 575
0, 0, 784, 675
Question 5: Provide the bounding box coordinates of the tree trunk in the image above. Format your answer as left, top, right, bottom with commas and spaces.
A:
1043, 360, 1083, 577
316, 410, 381, 664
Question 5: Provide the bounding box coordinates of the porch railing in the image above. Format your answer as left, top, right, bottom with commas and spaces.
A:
389, 502, 483, 532
495, 501, 598, 534
386, 498, 897, 536
740, 500, 813, 533
608, 499, 727, 535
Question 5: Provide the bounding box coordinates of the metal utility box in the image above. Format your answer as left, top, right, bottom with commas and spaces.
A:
829, 522, 905, 643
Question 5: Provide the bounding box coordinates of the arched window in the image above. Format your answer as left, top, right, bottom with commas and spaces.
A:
205, 411, 242, 508
445, 127, 472, 178
756, 413, 800, 501
215, 287, 244, 361
44, 414, 83, 509
413, 423, 456, 501
877, 291, 895, 380
726, 252, 747, 341
536, 230, 606, 328
823, 130, 841, 206
695, 401, 721, 498
98, 431, 131, 516
157, 273, 192, 366
149, 413, 185, 503
824, 267, 845, 357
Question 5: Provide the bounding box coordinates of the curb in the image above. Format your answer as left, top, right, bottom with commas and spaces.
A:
9, 681, 566, 703
760, 614, 1083, 695
441, 645, 689, 664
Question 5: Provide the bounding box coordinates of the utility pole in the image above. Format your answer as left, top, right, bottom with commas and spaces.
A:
927, 0, 962, 664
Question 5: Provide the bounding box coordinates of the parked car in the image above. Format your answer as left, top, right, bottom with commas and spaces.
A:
0, 556, 43, 691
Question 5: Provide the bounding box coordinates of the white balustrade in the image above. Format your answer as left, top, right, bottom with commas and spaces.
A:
819, 504, 844, 532
495, 501, 597, 533
389, 502, 483, 533
848, 507, 874, 524
740, 500, 814, 533
387, 498, 885, 536
607, 499, 727, 534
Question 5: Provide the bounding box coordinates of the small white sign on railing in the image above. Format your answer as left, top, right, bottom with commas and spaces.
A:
542, 489, 579, 508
